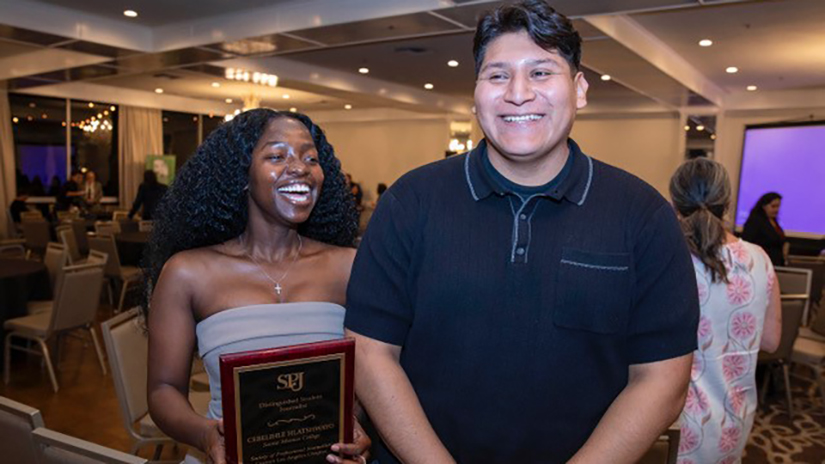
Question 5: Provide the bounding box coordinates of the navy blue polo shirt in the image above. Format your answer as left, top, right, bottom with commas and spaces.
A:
345, 139, 699, 463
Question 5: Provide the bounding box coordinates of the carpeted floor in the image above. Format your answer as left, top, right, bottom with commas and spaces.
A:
746, 369, 825, 463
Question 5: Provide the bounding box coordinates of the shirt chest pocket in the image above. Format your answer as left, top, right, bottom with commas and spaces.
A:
554, 248, 632, 334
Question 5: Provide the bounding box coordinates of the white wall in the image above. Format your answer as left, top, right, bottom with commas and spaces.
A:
571, 113, 684, 196
318, 118, 451, 204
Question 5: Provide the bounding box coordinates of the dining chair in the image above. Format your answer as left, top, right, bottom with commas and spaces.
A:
33, 427, 148, 464
0, 242, 27, 259
758, 295, 807, 418
21, 220, 50, 258
638, 426, 679, 464
776, 266, 814, 324
0, 396, 44, 464
112, 211, 130, 222
101, 308, 210, 457
138, 220, 154, 233
20, 211, 44, 223
69, 218, 90, 256
26, 243, 70, 316
95, 221, 120, 236
88, 236, 142, 313
57, 226, 84, 265
3, 261, 108, 392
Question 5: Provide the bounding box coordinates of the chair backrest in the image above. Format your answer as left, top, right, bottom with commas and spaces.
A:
112, 211, 130, 222
0, 243, 26, 259
86, 250, 109, 267
138, 220, 153, 233
101, 308, 150, 430
0, 396, 45, 464
33, 427, 148, 464
118, 219, 139, 234
69, 219, 90, 255
775, 266, 814, 324
20, 210, 44, 222
762, 296, 807, 361
44, 242, 68, 290
58, 227, 82, 264
95, 221, 120, 236
787, 258, 825, 309
21, 221, 51, 250
48, 263, 105, 334
56, 210, 78, 222
88, 236, 123, 277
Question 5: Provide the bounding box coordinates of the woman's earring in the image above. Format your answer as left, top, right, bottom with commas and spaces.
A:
243, 184, 249, 191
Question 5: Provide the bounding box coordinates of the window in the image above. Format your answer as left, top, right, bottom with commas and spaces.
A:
70, 100, 119, 197
163, 111, 200, 169
9, 94, 67, 196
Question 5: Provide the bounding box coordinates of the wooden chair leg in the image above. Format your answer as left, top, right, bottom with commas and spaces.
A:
760, 365, 772, 405
38, 339, 59, 393
117, 280, 131, 314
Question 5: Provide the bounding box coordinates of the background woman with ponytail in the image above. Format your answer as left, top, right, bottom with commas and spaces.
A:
669, 158, 781, 464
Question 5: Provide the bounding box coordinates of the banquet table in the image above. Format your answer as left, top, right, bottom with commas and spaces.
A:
0, 258, 51, 366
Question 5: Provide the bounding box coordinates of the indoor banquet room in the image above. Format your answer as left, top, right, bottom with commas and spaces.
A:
0, 0, 824, 463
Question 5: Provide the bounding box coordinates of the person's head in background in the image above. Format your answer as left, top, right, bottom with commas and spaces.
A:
70, 170, 83, 184
344, 173, 353, 187
751, 192, 782, 221
377, 183, 387, 198
669, 158, 732, 283
85, 170, 96, 184
144, 170, 159, 186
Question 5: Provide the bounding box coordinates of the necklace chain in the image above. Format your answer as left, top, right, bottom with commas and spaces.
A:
242, 234, 303, 302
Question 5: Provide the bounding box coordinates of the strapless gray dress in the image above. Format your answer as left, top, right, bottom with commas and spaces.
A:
183, 302, 345, 463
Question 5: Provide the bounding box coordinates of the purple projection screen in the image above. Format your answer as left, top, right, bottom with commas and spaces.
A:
735, 122, 825, 236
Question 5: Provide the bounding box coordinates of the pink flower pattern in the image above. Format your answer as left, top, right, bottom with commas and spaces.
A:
718, 426, 741, 453
722, 354, 748, 381
726, 275, 753, 306
730, 312, 757, 341
678, 240, 771, 462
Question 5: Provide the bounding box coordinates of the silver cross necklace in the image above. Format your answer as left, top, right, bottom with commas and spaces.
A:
242, 234, 303, 303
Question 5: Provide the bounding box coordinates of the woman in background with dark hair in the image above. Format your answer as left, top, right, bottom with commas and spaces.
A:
670, 159, 781, 464
128, 170, 167, 220
742, 192, 787, 266
144, 108, 369, 464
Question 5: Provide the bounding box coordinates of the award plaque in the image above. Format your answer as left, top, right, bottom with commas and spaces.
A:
220, 339, 355, 464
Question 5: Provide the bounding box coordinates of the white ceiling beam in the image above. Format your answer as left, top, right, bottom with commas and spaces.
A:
222, 56, 474, 115
0, 49, 110, 80
724, 88, 825, 112
152, 0, 456, 52
0, 0, 153, 51
584, 14, 726, 108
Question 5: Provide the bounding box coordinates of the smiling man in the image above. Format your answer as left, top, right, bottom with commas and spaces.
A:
345, 1, 699, 462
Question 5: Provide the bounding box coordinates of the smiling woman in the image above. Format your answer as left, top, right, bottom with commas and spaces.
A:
141, 108, 368, 464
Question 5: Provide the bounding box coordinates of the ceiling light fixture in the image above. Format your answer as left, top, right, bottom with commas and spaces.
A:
282, 94, 290, 99
225, 68, 278, 87
600, 74, 611, 81
211, 82, 220, 88
358, 67, 369, 74
684, 125, 690, 131
726, 66, 739, 74
155, 88, 164, 94
710, 134, 717, 140
110, 106, 116, 112
225, 98, 233, 104
12, 117, 19, 123
344, 104, 352, 110
699, 39, 713, 47
88, 102, 95, 108
123, 10, 138, 18
696, 125, 705, 131
424, 83, 434, 90
289, 108, 297, 113
747, 85, 758, 91
447, 60, 459, 67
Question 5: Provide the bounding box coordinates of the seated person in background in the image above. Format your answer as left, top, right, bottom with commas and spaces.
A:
670, 158, 781, 464
742, 192, 787, 266
9, 193, 29, 223
83, 170, 103, 207
56, 171, 84, 211
145, 108, 369, 464
128, 170, 168, 220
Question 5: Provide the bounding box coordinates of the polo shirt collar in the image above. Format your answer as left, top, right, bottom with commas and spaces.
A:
464, 138, 594, 206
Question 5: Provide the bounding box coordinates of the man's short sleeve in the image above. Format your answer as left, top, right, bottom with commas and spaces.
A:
345, 186, 417, 346
627, 203, 700, 364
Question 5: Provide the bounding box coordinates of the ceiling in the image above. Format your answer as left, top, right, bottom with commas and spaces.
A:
0, 0, 823, 119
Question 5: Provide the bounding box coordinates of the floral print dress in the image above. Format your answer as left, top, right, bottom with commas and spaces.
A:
678, 239, 775, 464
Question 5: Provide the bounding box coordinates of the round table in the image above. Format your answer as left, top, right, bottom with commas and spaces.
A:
116, 232, 150, 267
0, 259, 51, 364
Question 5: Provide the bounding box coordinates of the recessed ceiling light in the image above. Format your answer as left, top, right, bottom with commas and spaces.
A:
726, 66, 739, 74
344, 104, 352, 110
747, 85, 758, 91
211, 82, 220, 88
289, 107, 297, 112
12, 117, 19, 123
710, 134, 717, 140
282, 94, 290, 99
88, 102, 95, 108
110, 106, 116, 111
699, 39, 713, 47
424, 83, 434, 90
123, 10, 138, 18
28, 102, 36, 108
600, 74, 611, 81
696, 125, 705, 131
358, 67, 369, 74
684, 125, 690, 131
225, 98, 233, 104
447, 60, 459, 67
154, 88, 164, 94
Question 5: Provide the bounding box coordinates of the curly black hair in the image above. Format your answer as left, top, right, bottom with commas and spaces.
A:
140, 108, 358, 316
